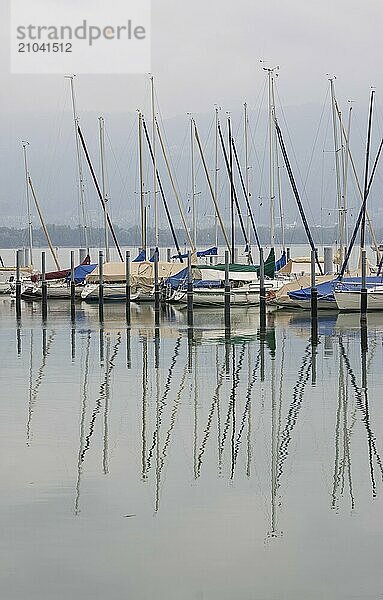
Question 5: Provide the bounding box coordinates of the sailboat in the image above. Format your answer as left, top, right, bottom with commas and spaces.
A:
163, 248, 285, 307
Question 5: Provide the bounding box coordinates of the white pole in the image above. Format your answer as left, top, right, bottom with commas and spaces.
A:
66, 75, 89, 256
99, 116, 110, 262
22, 141, 33, 267
150, 75, 159, 250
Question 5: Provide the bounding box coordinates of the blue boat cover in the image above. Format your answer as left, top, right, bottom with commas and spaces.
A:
65, 264, 97, 284
288, 276, 383, 302
275, 251, 287, 272
171, 247, 218, 260
133, 249, 146, 262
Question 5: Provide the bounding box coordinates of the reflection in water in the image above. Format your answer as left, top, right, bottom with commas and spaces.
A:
332, 338, 355, 511
26, 328, 55, 446
80, 332, 122, 464
195, 356, 226, 479
339, 337, 383, 499
8, 303, 383, 572
75, 330, 91, 515
276, 343, 312, 491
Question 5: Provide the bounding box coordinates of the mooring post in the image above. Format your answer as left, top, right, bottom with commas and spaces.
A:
187, 251, 193, 328
324, 246, 333, 275
98, 250, 104, 322
224, 250, 231, 331
154, 249, 160, 328
311, 248, 318, 343
167, 248, 171, 263
360, 248, 367, 321
125, 250, 131, 327
259, 248, 266, 329
41, 251, 47, 321
286, 247, 291, 262
15, 249, 22, 320
70, 250, 76, 321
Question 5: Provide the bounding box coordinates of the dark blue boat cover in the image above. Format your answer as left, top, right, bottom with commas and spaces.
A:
288, 276, 383, 302
65, 264, 97, 284
171, 247, 218, 260
275, 251, 287, 272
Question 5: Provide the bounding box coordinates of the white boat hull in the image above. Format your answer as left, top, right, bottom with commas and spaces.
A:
335, 290, 383, 311
81, 284, 140, 303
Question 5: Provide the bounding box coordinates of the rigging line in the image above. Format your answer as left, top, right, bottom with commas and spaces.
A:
217, 121, 252, 260
339, 134, 383, 277
335, 99, 382, 268
231, 136, 261, 251
155, 117, 195, 251
141, 116, 184, 260
77, 125, 124, 262
28, 177, 61, 271
193, 119, 231, 251
274, 119, 323, 274
303, 85, 330, 192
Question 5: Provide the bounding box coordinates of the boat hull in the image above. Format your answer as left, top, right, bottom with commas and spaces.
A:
335, 290, 383, 311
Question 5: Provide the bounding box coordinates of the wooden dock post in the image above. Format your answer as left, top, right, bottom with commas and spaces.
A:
310, 249, 318, 343
259, 248, 266, 329
70, 250, 76, 321
41, 251, 48, 321
125, 250, 131, 327
98, 250, 104, 322
224, 250, 231, 331
360, 248, 367, 321
154, 249, 160, 328
15, 249, 22, 320
187, 251, 193, 328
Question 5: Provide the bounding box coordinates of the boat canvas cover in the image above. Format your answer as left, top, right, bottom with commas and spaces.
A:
288, 276, 383, 302
65, 264, 97, 284
278, 257, 325, 275
196, 248, 275, 280
86, 262, 183, 294
172, 247, 218, 259
31, 255, 91, 282
275, 251, 287, 272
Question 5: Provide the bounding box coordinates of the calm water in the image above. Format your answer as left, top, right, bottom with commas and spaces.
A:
1, 298, 383, 599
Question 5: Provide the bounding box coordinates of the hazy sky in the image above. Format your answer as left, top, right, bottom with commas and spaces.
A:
1, 0, 382, 116
1, 0, 383, 235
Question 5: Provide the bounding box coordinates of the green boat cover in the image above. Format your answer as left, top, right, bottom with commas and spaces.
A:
194, 248, 276, 279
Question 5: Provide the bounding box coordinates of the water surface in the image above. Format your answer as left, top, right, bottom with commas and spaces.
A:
1, 299, 383, 599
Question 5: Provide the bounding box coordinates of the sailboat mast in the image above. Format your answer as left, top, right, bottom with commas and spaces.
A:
267, 69, 276, 247
66, 75, 89, 256
190, 115, 197, 248
329, 78, 344, 269
244, 102, 251, 259
98, 116, 110, 262
22, 141, 33, 267
214, 106, 220, 249
228, 115, 235, 263
343, 103, 353, 256
150, 75, 159, 250
271, 75, 285, 253
138, 111, 146, 254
